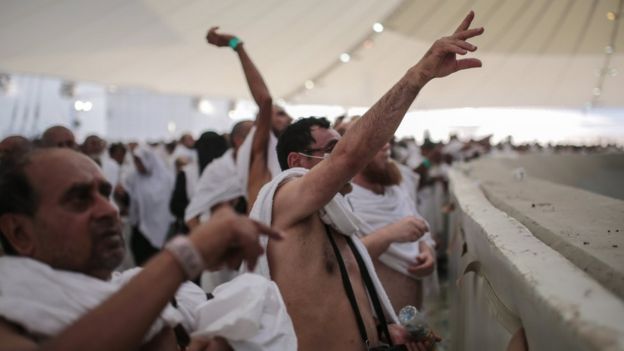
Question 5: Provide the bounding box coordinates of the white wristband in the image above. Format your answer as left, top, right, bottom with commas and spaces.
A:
165, 236, 205, 280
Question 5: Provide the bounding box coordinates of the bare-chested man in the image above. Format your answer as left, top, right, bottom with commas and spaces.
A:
250, 12, 484, 351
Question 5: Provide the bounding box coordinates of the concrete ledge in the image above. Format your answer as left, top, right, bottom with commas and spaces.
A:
449, 167, 624, 351
466, 158, 624, 300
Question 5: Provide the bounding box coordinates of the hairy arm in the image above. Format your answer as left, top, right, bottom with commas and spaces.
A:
273, 12, 484, 229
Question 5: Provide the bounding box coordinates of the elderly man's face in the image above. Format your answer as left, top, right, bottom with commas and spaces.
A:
24, 150, 124, 279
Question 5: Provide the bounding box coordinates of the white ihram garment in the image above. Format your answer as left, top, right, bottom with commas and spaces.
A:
235, 127, 281, 200
184, 149, 243, 223
193, 273, 297, 351
345, 183, 435, 280
126, 147, 175, 248
0, 256, 204, 342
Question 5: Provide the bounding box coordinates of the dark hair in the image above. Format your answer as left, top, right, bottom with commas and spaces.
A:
276, 117, 331, 170
195, 131, 228, 174
108, 142, 126, 156
0, 152, 38, 255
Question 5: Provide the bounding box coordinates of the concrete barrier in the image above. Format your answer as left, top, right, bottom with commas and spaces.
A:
449, 162, 624, 351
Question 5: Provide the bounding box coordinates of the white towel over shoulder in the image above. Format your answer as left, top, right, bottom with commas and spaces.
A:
245, 167, 398, 324
185, 149, 243, 223
235, 127, 281, 200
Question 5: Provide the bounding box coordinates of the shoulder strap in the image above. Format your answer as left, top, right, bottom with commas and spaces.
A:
324, 224, 370, 349
345, 236, 394, 346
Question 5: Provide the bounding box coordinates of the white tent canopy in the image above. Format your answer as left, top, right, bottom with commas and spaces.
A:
0, 0, 622, 109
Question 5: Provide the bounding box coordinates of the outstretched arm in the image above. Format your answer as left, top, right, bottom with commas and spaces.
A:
361, 216, 428, 258
0, 207, 281, 351
273, 11, 484, 229
206, 27, 274, 207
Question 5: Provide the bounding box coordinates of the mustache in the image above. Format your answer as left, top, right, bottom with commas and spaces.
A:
90, 216, 123, 235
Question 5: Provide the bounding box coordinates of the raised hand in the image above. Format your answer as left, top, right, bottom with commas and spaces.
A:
409, 11, 484, 84
206, 26, 238, 48
189, 205, 282, 271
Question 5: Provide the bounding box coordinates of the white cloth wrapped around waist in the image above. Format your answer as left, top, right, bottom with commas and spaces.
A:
0, 256, 205, 342
185, 149, 243, 223
193, 273, 297, 350
345, 183, 436, 280
243, 167, 398, 324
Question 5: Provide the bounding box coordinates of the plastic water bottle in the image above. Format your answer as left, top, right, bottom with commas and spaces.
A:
398, 305, 430, 341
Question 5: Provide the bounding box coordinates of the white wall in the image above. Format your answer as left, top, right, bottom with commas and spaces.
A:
0, 73, 235, 143
106, 90, 233, 142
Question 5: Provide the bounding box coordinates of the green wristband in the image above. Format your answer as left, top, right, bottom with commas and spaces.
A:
228, 37, 241, 50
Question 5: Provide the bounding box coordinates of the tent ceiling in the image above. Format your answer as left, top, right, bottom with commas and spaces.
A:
0, 0, 622, 109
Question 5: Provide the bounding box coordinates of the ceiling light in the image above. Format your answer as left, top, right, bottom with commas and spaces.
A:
304, 80, 315, 90
167, 121, 176, 133
198, 99, 214, 115
74, 100, 84, 111
607, 11, 616, 21
373, 22, 384, 33
82, 101, 93, 112
228, 110, 236, 118
340, 53, 351, 63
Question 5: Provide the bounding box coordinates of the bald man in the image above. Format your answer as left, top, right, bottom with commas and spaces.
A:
40, 125, 77, 149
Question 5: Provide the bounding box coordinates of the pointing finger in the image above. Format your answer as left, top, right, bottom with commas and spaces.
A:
253, 220, 284, 240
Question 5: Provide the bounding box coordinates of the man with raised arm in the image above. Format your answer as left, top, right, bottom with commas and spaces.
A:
248, 12, 483, 351
206, 26, 292, 208
185, 28, 292, 230
0, 148, 285, 351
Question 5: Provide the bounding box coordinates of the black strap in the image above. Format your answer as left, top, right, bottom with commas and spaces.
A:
170, 297, 191, 348
324, 225, 370, 349
345, 236, 393, 345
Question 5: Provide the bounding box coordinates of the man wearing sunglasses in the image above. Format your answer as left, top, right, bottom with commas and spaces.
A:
247, 12, 484, 351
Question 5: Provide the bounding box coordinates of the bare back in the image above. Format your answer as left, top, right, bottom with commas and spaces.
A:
267, 212, 381, 351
